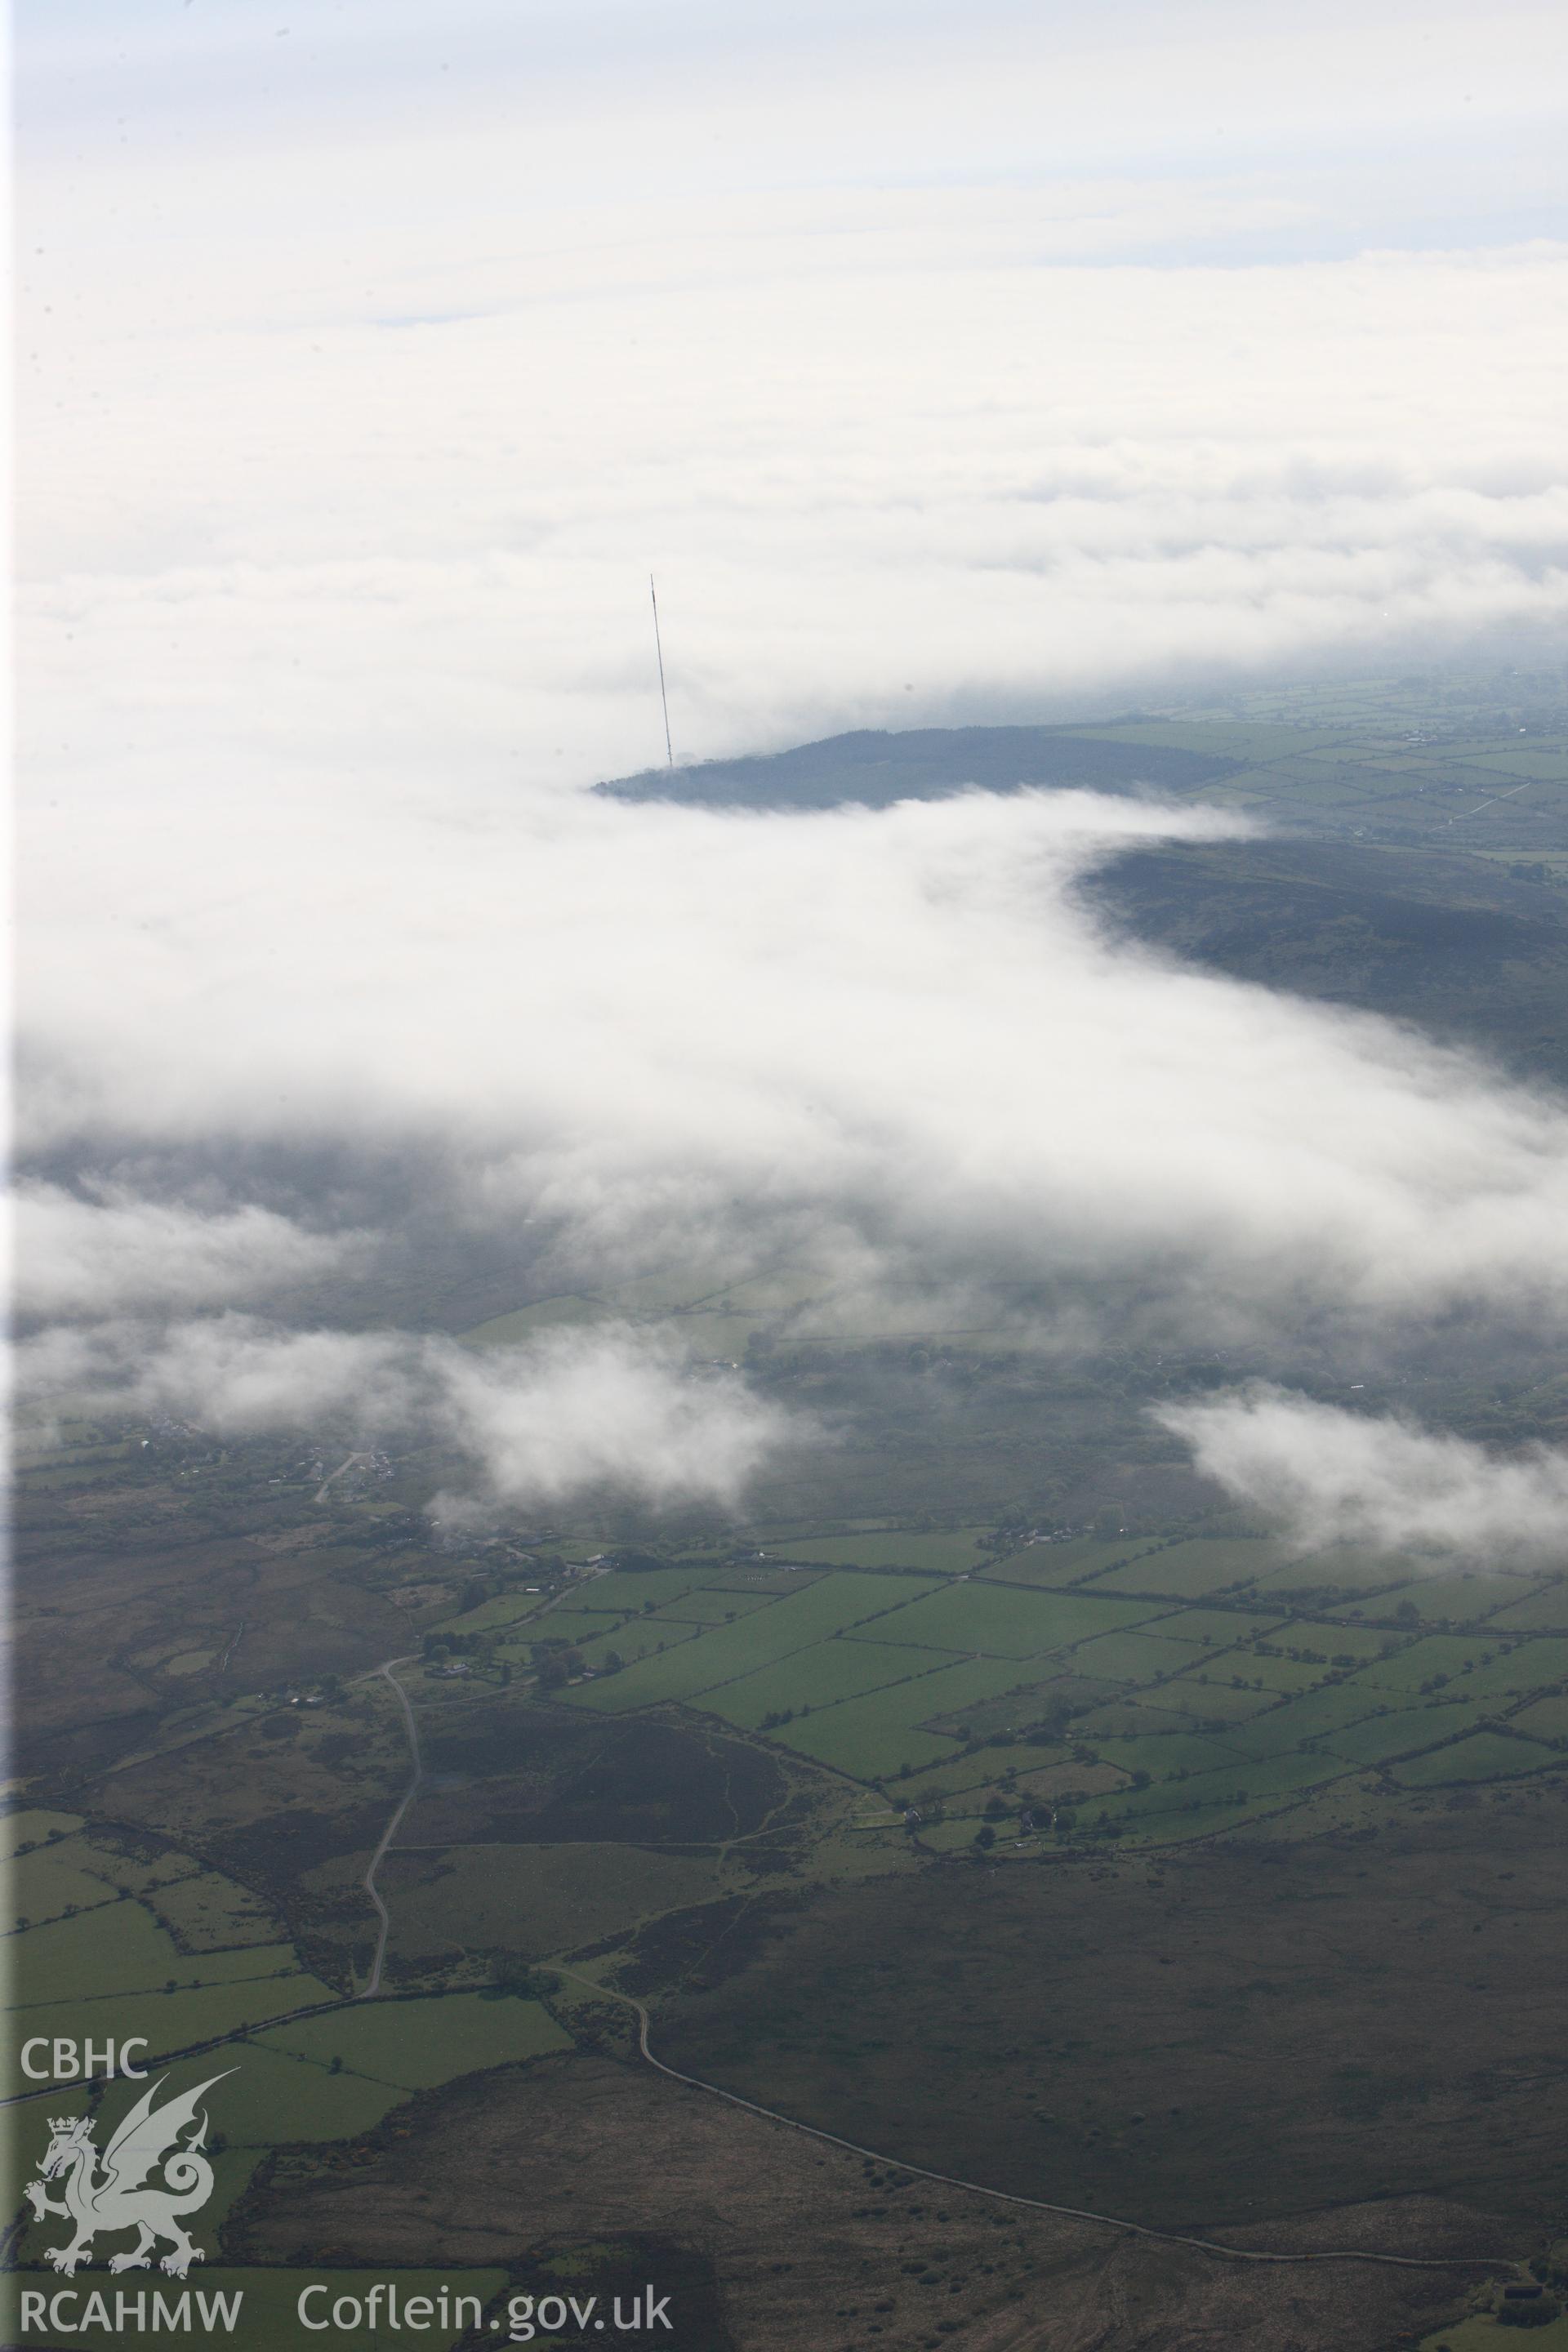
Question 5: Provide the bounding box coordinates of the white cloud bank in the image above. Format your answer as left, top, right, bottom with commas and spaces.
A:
19, 784, 1568, 1334
1159, 1384, 1568, 1561
12, 1184, 360, 1319
20, 1317, 795, 1517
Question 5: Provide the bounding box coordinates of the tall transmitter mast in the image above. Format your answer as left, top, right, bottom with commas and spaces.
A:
648, 574, 675, 769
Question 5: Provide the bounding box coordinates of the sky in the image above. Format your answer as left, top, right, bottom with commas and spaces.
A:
15, 0, 1568, 1536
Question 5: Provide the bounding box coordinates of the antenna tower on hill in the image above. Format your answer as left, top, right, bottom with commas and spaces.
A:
649, 575, 674, 768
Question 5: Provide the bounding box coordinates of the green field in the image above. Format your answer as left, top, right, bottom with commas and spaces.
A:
979, 1538, 1162, 1588
1085, 1539, 1298, 1600
1068, 1628, 1203, 1684
564, 1572, 931, 1711
1325, 1699, 1494, 1768
1394, 1732, 1560, 1787
849, 1581, 1161, 1659
764, 1529, 996, 1573
570, 1566, 726, 1612
261, 1991, 569, 2086
1376, 1572, 1546, 1625
700, 1636, 957, 1730
770, 1657, 1036, 1777
655, 1589, 774, 1625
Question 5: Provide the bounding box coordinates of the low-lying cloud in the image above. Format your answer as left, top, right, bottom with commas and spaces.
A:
20, 1316, 798, 1517
20, 784, 1568, 1340
12, 1183, 362, 1319
1159, 1383, 1568, 1561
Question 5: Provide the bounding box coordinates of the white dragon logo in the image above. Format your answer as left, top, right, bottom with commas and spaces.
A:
26, 2073, 232, 2278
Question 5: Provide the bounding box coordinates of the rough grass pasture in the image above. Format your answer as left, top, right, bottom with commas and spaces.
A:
380, 1841, 721, 1962
151, 1869, 291, 1951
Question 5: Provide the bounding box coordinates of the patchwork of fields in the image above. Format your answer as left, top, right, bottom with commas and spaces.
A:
531, 1530, 1568, 1842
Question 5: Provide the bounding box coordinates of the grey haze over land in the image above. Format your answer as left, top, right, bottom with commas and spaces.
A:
14, 0, 1568, 1539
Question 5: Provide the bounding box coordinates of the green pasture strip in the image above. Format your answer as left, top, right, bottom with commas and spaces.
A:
1, 1811, 87, 1856
1276, 1619, 1408, 1662
1220, 1650, 1339, 1695
1151, 1606, 1289, 1647
709, 1564, 827, 1596
1325, 1697, 1494, 1767
1358, 1633, 1568, 1695
501, 1610, 630, 1649
978, 1538, 1161, 1588
261, 1992, 569, 2087
1489, 1584, 1568, 1632
1374, 1571, 1545, 1625
845, 1582, 1162, 1659
7, 1851, 127, 1924
1250, 1548, 1419, 1600
1217, 1685, 1383, 1760
1510, 1693, 1568, 1741
1394, 1732, 1559, 1788
893, 1742, 1071, 1805
761, 1529, 995, 1573
465, 1293, 609, 1343
1156, 1677, 1280, 1722
571, 1566, 728, 1611
1083, 1539, 1299, 1601
768, 1658, 1034, 1779
653, 1590, 774, 1625
1070, 1696, 1210, 1738
563, 1572, 923, 1712
8, 1904, 208, 2006
3, 1970, 341, 2100
430, 1591, 552, 1634
1083, 1731, 1241, 1780
698, 1637, 960, 1731
1108, 1748, 1345, 1820
2, 2270, 510, 2352
574, 1617, 701, 1667
1067, 1629, 1203, 1685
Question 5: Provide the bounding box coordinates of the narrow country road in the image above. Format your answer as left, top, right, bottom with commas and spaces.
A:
360, 1655, 423, 1998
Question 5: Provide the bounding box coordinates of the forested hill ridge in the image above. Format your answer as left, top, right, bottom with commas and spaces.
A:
598, 676, 1568, 1083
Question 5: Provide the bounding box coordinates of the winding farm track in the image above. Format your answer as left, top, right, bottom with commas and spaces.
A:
359, 1655, 424, 1997
553, 1965, 1509, 2277
4, 1662, 1513, 2291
